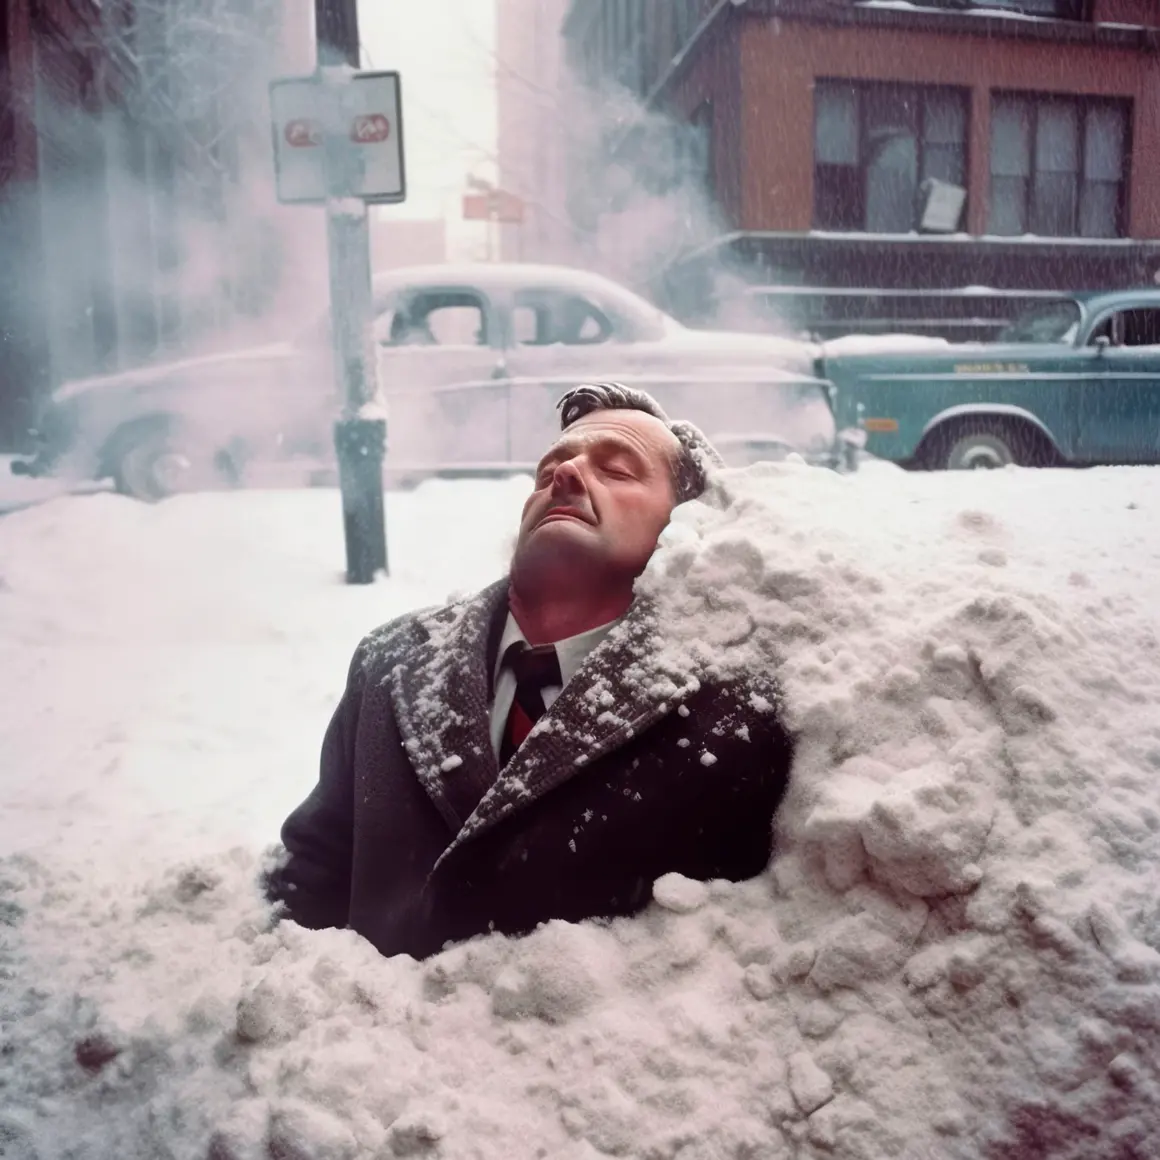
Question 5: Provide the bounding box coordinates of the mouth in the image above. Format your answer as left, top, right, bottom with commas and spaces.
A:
537, 506, 594, 528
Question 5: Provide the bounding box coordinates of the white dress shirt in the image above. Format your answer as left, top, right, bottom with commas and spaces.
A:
489, 612, 622, 759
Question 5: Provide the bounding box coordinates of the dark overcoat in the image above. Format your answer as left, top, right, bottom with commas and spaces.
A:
266, 578, 793, 960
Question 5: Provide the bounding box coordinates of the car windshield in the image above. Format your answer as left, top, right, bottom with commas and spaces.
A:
998, 300, 1083, 344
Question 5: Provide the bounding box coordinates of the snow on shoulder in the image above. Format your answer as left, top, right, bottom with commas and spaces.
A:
3, 466, 1160, 1159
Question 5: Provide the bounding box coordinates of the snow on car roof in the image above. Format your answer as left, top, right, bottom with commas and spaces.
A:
372, 261, 658, 297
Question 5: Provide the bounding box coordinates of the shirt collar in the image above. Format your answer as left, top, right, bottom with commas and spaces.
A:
493, 611, 623, 689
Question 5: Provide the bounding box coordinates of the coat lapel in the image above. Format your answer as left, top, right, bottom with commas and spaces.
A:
431, 595, 706, 870
387, 578, 509, 832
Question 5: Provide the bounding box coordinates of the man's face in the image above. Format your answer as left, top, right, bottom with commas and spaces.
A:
511, 409, 681, 590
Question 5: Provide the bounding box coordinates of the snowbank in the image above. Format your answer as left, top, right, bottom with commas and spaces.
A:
3, 466, 1160, 1159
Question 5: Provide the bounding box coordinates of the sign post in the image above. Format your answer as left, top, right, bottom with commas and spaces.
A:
462, 181, 523, 261
270, 2, 406, 583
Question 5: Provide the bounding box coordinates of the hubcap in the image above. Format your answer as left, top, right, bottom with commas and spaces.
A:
960, 444, 1008, 470
152, 450, 193, 492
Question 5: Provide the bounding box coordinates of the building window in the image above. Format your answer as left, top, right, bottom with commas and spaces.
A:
813, 81, 968, 233
922, 0, 1086, 15
988, 95, 1129, 238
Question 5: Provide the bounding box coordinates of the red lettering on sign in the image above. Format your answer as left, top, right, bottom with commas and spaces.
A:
284, 119, 322, 148
350, 113, 391, 144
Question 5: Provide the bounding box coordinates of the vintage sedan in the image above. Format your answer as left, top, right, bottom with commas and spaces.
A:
819, 289, 1160, 470
12, 262, 843, 500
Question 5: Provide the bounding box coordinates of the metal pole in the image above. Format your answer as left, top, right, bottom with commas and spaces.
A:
315, 0, 388, 583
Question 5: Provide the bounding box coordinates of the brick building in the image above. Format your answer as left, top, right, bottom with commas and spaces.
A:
563, 0, 1160, 337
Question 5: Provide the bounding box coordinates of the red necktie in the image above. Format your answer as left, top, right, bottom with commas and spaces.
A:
500, 642, 562, 767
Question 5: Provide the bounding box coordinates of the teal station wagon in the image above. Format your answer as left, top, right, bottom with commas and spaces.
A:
819, 289, 1160, 470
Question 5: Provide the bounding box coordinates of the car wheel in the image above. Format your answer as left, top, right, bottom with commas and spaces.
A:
110, 420, 239, 501
944, 429, 1016, 471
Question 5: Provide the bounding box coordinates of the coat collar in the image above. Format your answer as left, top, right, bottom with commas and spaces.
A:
386, 578, 509, 833
387, 577, 706, 864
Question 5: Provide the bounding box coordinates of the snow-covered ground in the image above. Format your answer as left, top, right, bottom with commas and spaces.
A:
3, 462, 1160, 1159
0, 455, 104, 515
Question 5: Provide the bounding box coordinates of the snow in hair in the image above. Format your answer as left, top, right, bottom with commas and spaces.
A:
556, 381, 724, 503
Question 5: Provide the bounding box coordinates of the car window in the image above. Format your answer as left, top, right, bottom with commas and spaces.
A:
999, 299, 1082, 344
379, 290, 489, 347
1090, 308, 1160, 349
512, 289, 614, 346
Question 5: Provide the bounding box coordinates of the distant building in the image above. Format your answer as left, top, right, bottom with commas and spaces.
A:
494, 0, 579, 263
562, 0, 1160, 337
369, 216, 448, 272
0, 0, 314, 450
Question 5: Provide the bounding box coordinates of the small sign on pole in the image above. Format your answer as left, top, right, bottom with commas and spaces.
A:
462, 189, 525, 224
270, 71, 406, 204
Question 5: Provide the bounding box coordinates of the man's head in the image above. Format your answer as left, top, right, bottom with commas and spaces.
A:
510, 383, 722, 602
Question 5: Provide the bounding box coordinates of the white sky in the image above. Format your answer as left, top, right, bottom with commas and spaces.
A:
357, 0, 499, 258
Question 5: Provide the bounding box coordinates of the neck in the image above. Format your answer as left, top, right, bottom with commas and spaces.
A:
507, 582, 632, 646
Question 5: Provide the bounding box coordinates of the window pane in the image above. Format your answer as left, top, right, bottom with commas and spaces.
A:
1079, 180, 1120, 238
865, 88, 919, 231
989, 175, 1028, 235
924, 142, 965, 187
1085, 105, 1125, 181
991, 98, 1031, 178
1122, 310, 1160, 347
925, 92, 966, 146
1031, 171, 1077, 236
1036, 102, 1079, 174
866, 133, 918, 232
512, 305, 543, 345
814, 164, 863, 229
816, 85, 858, 165
865, 87, 918, 140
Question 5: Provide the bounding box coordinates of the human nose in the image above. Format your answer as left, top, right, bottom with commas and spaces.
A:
550, 455, 585, 494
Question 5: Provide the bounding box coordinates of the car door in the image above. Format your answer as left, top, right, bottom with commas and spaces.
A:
1078, 307, 1160, 464
374, 286, 508, 472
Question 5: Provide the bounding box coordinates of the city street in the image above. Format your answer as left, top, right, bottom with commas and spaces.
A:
3, 0, 1160, 1156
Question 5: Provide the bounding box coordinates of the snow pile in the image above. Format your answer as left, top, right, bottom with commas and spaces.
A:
3, 466, 1160, 1159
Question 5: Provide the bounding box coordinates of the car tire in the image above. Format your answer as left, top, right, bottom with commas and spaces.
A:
110, 419, 239, 502
944, 429, 1016, 471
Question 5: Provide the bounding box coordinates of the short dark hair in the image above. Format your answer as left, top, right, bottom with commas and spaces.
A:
556, 382, 723, 503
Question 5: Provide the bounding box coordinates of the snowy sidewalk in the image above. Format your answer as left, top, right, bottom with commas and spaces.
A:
2, 465, 1160, 1159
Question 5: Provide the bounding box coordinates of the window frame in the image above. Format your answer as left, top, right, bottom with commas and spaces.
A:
376, 287, 497, 350
511, 287, 619, 348
812, 79, 971, 233
987, 92, 1131, 240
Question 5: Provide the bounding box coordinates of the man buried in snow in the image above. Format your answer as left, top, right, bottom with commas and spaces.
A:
266, 383, 794, 960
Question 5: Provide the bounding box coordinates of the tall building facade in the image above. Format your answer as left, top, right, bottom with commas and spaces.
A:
563, 0, 1160, 336
494, 0, 578, 263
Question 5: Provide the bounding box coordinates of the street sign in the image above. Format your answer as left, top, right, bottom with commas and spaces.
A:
270, 70, 406, 204
463, 188, 524, 224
